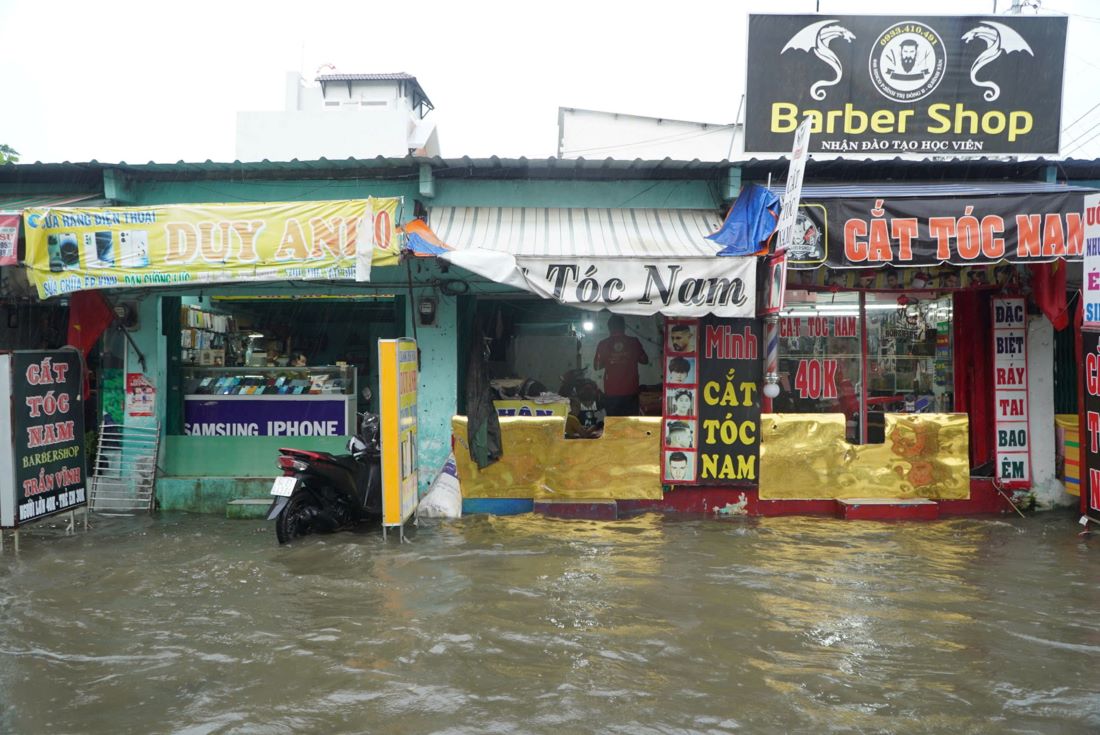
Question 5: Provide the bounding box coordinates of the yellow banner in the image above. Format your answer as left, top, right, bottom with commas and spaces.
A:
23, 197, 401, 298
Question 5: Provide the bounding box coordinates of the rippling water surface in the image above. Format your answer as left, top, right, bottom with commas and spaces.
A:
0, 512, 1097, 734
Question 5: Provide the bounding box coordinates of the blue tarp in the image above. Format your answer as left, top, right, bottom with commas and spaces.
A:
706, 184, 780, 256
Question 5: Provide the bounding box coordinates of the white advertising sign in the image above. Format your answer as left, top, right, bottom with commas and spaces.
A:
442, 250, 757, 318
1084, 193, 1100, 326
992, 297, 1031, 488
776, 118, 812, 253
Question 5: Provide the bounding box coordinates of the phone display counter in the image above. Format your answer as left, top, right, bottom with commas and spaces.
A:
182, 366, 355, 437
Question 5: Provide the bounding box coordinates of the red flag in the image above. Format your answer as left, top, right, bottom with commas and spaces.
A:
67, 291, 115, 355
1028, 262, 1069, 331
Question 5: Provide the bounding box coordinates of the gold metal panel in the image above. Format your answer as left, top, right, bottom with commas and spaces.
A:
451, 416, 564, 498
535, 417, 663, 500
452, 416, 664, 500
759, 413, 970, 500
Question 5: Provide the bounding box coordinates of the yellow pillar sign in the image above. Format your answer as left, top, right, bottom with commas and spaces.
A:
379, 338, 418, 535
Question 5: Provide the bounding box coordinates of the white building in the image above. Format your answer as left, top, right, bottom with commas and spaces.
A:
236, 72, 439, 161
558, 107, 738, 161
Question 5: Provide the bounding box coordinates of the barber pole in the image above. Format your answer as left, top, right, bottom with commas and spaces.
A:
762, 315, 780, 411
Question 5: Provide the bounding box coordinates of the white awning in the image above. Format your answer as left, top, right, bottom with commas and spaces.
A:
427, 207, 724, 258
427, 207, 756, 318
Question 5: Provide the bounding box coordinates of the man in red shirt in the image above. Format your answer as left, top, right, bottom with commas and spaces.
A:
594, 314, 649, 416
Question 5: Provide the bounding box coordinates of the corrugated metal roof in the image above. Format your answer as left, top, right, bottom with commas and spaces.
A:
315, 73, 416, 82
4, 155, 1100, 183
0, 192, 102, 212
428, 207, 723, 258
771, 181, 1098, 198
314, 73, 433, 112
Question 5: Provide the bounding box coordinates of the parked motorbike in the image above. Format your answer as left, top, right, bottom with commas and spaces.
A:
267, 411, 383, 544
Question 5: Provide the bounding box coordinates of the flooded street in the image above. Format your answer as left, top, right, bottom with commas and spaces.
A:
1, 512, 1097, 734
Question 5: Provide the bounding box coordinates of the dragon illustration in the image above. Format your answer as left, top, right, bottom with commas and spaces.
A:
962, 21, 1034, 101
781, 20, 856, 101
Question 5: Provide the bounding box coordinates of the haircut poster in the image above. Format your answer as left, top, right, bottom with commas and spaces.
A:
0, 213, 19, 266
745, 15, 1066, 154
0, 350, 87, 528
662, 317, 762, 486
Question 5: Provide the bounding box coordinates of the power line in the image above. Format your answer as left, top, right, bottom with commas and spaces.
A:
1061, 116, 1100, 149
1062, 101, 1100, 133
560, 121, 736, 157
1062, 126, 1100, 156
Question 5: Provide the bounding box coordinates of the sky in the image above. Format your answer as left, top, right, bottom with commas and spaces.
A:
1, 0, 1099, 163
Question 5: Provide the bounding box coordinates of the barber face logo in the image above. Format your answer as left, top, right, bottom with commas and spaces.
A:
869, 22, 947, 102
790, 210, 823, 261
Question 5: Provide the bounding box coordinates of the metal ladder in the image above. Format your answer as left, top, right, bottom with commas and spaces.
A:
88, 422, 161, 514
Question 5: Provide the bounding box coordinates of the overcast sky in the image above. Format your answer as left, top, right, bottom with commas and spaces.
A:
1, 0, 1098, 163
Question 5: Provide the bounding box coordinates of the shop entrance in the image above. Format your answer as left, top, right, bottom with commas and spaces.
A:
471, 298, 666, 428
169, 295, 404, 437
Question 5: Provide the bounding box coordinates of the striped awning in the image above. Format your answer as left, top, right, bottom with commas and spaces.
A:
427, 207, 724, 257
0, 192, 102, 213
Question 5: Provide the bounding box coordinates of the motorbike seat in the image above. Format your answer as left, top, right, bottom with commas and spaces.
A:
279, 447, 335, 463
331, 454, 362, 472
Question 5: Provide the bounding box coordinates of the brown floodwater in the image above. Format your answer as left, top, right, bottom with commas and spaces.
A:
0, 511, 1097, 734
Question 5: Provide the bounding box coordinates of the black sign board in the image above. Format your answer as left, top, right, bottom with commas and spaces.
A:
788, 190, 1088, 269
1082, 331, 1100, 518
695, 316, 762, 486
746, 15, 1067, 154
1, 351, 87, 527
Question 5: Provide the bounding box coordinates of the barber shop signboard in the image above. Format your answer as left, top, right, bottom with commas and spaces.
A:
0, 350, 87, 528
662, 317, 761, 487
745, 15, 1067, 154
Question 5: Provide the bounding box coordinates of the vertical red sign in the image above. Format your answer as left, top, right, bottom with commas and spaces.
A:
1082, 330, 1100, 517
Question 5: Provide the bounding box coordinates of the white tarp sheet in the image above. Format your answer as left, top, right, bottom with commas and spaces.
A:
441, 250, 756, 318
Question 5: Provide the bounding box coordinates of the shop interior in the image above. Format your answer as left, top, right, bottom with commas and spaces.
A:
173, 295, 404, 429
471, 298, 667, 431
777, 290, 954, 444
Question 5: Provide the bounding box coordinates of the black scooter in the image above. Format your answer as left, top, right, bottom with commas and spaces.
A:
267, 412, 382, 544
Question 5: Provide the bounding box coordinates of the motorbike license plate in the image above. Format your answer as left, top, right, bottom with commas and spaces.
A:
270, 476, 298, 497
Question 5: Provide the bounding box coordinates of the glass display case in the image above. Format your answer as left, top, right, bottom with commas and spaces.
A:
182, 365, 355, 396
182, 365, 356, 437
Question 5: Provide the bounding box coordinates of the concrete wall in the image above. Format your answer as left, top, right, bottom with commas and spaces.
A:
1027, 315, 1078, 509
237, 76, 431, 161
559, 108, 738, 161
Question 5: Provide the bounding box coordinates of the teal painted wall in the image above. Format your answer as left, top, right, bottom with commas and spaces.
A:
403, 260, 459, 492
163, 436, 347, 476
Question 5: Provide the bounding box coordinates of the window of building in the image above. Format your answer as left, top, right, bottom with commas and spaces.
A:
776, 289, 954, 444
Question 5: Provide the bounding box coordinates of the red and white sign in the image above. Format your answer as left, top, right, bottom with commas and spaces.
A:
1084, 193, 1100, 327
992, 297, 1030, 488
125, 373, 156, 417
794, 359, 838, 400
0, 213, 19, 266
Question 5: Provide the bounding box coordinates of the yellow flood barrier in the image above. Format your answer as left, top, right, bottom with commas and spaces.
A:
453, 413, 970, 501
